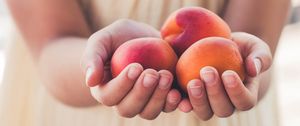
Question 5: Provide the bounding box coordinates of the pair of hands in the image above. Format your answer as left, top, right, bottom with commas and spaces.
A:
81, 19, 272, 120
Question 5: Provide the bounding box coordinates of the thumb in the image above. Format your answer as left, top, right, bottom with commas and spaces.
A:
81, 31, 112, 87
232, 32, 272, 77
246, 50, 272, 77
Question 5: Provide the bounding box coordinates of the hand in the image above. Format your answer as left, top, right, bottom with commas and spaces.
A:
81, 19, 182, 119
177, 32, 273, 120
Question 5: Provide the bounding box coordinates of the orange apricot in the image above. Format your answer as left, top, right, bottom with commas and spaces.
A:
176, 37, 245, 92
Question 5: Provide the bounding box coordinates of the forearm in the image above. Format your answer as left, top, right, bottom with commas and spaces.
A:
222, 0, 290, 101
223, 0, 290, 55
7, 0, 95, 107
39, 37, 97, 107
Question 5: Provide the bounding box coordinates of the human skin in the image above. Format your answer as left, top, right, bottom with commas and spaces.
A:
6, 0, 290, 120
177, 0, 290, 120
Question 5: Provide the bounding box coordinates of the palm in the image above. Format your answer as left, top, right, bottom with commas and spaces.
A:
82, 20, 182, 119
83, 19, 160, 86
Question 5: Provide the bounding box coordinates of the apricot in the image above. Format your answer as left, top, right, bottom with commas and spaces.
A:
176, 37, 245, 92
161, 7, 231, 56
111, 37, 178, 77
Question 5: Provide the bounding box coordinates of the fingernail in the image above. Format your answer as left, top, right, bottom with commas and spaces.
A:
189, 81, 202, 97
254, 58, 261, 75
223, 71, 236, 87
201, 67, 215, 84
159, 74, 171, 89
168, 96, 178, 104
143, 73, 158, 88
127, 65, 141, 80
86, 68, 93, 85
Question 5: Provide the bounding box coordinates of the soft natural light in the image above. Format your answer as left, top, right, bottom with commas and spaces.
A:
0, 0, 299, 125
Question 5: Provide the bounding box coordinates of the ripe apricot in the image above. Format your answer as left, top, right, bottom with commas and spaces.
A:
111, 37, 178, 77
176, 37, 245, 92
161, 7, 231, 56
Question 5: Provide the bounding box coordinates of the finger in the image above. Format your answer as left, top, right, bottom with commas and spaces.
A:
232, 32, 272, 77
139, 70, 173, 120
163, 89, 181, 113
245, 55, 271, 77
178, 98, 193, 113
187, 79, 213, 120
81, 30, 112, 87
90, 63, 143, 106
82, 19, 161, 87
117, 69, 160, 118
107, 19, 161, 48
222, 70, 259, 111
200, 67, 234, 117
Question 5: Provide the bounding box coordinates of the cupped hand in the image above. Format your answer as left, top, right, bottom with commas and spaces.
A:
177, 32, 273, 120
81, 19, 182, 119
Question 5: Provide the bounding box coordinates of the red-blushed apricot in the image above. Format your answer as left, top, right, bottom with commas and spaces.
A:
111, 37, 178, 77
176, 37, 245, 92
161, 7, 231, 56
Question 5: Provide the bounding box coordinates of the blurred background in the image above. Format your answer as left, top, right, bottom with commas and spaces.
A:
0, 0, 299, 126
0, 0, 9, 84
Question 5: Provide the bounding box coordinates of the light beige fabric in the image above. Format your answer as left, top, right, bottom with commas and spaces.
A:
0, 0, 279, 126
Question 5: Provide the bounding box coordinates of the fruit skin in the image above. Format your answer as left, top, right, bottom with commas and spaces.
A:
161, 7, 231, 56
111, 37, 178, 77
176, 37, 245, 92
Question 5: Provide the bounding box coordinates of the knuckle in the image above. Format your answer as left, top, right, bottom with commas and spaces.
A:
163, 100, 175, 112
264, 54, 273, 69
192, 101, 206, 108
151, 93, 165, 101
114, 19, 134, 26
196, 111, 213, 121
215, 109, 234, 118
139, 112, 159, 120
190, 97, 207, 106
267, 55, 273, 64
134, 96, 147, 104
233, 32, 252, 39
238, 100, 256, 111
238, 32, 249, 36
163, 109, 172, 113
207, 90, 222, 98
163, 104, 176, 113
201, 114, 213, 121
117, 107, 136, 118
260, 39, 270, 49
88, 31, 100, 42
231, 87, 245, 97
98, 93, 115, 106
